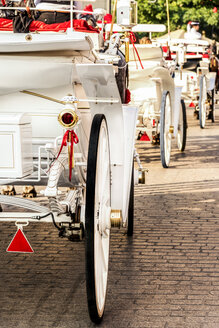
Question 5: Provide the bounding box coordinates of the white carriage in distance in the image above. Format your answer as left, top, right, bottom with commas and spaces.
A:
106, 14, 187, 168
0, 2, 141, 324
160, 38, 217, 129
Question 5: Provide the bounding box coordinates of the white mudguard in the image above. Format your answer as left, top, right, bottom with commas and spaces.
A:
76, 63, 138, 223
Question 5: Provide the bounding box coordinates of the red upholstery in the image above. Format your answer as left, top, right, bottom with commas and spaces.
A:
0, 18, 99, 33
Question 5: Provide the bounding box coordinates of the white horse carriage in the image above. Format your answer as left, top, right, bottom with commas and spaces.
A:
0, 1, 140, 324
160, 38, 217, 128
105, 2, 187, 168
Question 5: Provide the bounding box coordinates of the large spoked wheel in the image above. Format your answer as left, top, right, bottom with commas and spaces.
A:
127, 163, 134, 237
160, 91, 172, 168
85, 114, 111, 324
199, 75, 207, 129
177, 99, 187, 152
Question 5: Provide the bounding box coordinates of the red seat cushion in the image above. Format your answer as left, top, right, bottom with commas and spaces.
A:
0, 18, 99, 33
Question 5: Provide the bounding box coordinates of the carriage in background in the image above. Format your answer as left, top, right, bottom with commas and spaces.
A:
159, 38, 217, 128
105, 10, 187, 168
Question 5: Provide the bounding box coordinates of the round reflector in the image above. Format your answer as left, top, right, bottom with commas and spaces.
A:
62, 112, 74, 125
58, 109, 79, 128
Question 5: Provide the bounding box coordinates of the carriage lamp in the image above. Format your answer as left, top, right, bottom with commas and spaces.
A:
58, 109, 79, 129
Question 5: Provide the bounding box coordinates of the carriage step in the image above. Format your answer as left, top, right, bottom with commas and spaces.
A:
0, 195, 49, 213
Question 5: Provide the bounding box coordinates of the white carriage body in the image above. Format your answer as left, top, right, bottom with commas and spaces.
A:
0, 113, 33, 178
157, 37, 216, 131
0, 28, 138, 225
158, 38, 217, 99
123, 43, 181, 138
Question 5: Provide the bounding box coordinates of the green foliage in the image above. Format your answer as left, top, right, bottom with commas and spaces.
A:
137, 0, 219, 40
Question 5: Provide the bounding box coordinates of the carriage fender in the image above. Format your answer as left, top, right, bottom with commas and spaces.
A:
152, 67, 175, 125
206, 72, 216, 91
76, 63, 131, 220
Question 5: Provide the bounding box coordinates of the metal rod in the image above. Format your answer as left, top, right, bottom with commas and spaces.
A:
110, 0, 117, 37
0, 212, 72, 223
21, 90, 65, 105
166, 0, 170, 44
70, 0, 73, 30
125, 31, 129, 62
0, 7, 95, 14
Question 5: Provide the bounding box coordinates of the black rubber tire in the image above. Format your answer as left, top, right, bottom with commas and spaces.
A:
199, 75, 206, 129
160, 91, 171, 168
85, 114, 110, 324
127, 164, 134, 237
178, 99, 187, 152
211, 89, 215, 123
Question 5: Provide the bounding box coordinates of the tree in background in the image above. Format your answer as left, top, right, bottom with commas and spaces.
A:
137, 0, 219, 40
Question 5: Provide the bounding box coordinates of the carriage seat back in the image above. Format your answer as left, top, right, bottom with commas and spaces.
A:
121, 44, 163, 61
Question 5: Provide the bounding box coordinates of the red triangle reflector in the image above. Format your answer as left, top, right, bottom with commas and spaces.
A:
189, 102, 196, 108
7, 229, 34, 253
140, 132, 150, 141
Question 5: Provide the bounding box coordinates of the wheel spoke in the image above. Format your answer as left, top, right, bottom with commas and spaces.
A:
99, 237, 108, 272
95, 227, 108, 311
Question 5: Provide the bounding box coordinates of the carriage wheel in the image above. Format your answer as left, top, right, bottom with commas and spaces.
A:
127, 163, 134, 236
160, 91, 172, 168
85, 114, 111, 324
177, 99, 187, 152
199, 75, 207, 129
209, 89, 215, 123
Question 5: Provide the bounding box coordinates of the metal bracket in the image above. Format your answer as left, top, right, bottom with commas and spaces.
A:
15, 220, 29, 231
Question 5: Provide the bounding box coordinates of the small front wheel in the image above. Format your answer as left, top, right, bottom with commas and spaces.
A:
160, 91, 172, 168
177, 99, 187, 152
85, 114, 111, 324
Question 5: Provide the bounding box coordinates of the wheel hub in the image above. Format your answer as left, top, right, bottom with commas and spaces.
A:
97, 204, 111, 237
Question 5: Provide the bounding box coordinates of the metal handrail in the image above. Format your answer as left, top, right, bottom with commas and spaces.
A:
0, 7, 95, 14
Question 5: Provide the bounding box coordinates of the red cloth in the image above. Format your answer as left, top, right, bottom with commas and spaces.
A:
0, 18, 99, 33
104, 14, 112, 23
83, 4, 93, 12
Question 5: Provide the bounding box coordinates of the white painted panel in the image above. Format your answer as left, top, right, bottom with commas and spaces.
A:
0, 134, 14, 168
105, 24, 166, 33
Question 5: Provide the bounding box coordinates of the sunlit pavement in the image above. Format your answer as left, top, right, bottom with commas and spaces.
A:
0, 97, 219, 328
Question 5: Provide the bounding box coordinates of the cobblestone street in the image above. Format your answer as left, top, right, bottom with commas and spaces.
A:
0, 102, 219, 328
